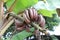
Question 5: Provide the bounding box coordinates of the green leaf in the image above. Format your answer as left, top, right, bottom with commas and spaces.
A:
6, 0, 15, 8
6, 28, 34, 40
6, 0, 38, 14
38, 9, 56, 17
4, 0, 8, 2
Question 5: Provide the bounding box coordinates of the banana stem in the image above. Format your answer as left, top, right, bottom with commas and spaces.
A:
9, 13, 24, 22
31, 22, 49, 35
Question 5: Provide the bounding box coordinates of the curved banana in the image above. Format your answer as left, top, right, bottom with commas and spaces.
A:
38, 15, 45, 27
25, 10, 30, 20
23, 13, 30, 24
28, 8, 34, 20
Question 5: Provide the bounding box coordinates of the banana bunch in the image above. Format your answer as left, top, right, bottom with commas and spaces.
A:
15, 8, 45, 32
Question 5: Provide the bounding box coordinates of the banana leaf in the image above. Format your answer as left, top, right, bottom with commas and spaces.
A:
38, 9, 57, 17
6, 0, 38, 14
6, 28, 34, 40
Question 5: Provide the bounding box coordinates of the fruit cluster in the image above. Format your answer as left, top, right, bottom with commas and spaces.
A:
15, 8, 45, 32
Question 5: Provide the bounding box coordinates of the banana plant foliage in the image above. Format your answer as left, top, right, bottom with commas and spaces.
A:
38, 9, 56, 17
6, 28, 34, 40
6, 0, 38, 14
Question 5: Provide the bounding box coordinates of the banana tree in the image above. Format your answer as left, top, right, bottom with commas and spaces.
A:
0, 0, 59, 40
